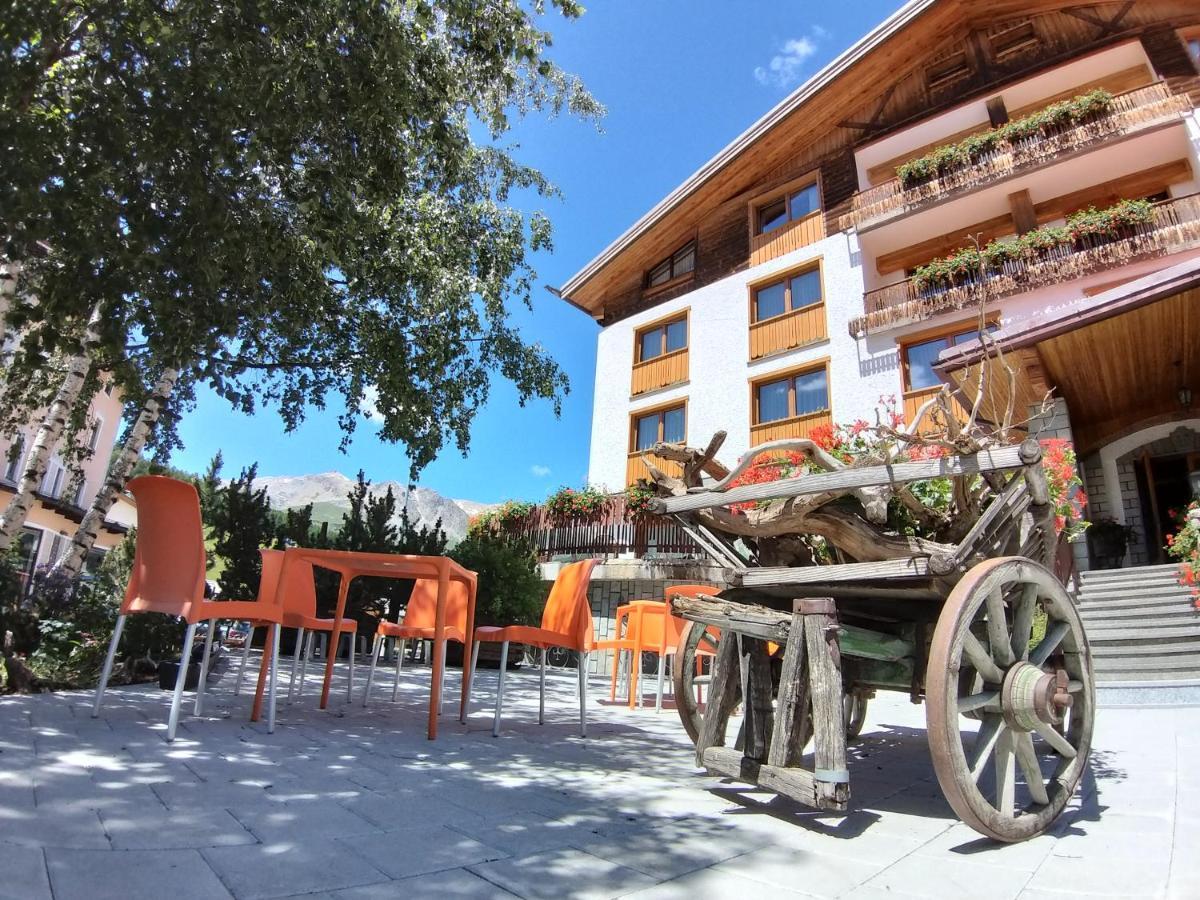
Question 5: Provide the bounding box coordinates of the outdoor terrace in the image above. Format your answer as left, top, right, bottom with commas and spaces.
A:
849, 192, 1200, 337
2, 657, 1194, 899
841, 83, 1192, 233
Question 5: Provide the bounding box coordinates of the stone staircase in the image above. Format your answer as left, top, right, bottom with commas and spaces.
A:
1075, 563, 1200, 703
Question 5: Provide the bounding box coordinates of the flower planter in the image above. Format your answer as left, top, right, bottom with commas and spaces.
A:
1086, 521, 1132, 569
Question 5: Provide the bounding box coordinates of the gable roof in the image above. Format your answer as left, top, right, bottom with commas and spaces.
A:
558, 0, 940, 310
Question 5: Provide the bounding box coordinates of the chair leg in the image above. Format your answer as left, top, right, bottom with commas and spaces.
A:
655, 654, 665, 714
492, 641, 509, 738
267, 624, 280, 734
297, 630, 314, 700
194, 620, 217, 717
288, 628, 305, 702
347, 633, 355, 702
234, 625, 254, 696
92, 614, 126, 718
167, 622, 198, 743
463, 639, 480, 725
539, 647, 547, 725
578, 651, 589, 738
391, 638, 406, 702
363, 635, 381, 707
438, 640, 448, 716
609, 649, 620, 703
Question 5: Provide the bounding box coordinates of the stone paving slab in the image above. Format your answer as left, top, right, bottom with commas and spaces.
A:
0, 655, 1194, 899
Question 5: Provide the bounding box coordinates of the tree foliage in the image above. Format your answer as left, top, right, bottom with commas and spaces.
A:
1, 0, 601, 475
208, 464, 275, 600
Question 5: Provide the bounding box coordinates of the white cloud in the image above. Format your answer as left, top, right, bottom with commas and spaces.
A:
530, 464, 551, 478
754, 29, 826, 89
362, 385, 383, 422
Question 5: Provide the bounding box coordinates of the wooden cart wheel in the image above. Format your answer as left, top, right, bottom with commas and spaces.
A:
844, 690, 869, 739
673, 619, 732, 745
926, 557, 1095, 843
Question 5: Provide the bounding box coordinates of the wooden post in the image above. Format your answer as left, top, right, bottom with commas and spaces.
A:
742, 638, 774, 762
767, 612, 809, 768
798, 598, 850, 808
695, 628, 741, 767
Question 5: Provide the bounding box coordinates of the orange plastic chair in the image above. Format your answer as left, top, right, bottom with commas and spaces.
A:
595, 603, 637, 704
466, 558, 599, 737
91, 476, 285, 741
231, 549, 360, 704
360, 577, 469, 709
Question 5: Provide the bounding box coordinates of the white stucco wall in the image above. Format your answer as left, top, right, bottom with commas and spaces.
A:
587, 60, 1200, 491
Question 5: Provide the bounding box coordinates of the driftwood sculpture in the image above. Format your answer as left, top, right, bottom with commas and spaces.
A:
639, 331, 1050, 569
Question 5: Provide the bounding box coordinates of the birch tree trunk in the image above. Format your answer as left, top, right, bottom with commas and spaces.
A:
0, 301, 104, 550
54, 367, 179, 579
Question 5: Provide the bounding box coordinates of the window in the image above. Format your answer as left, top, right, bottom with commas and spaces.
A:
40, 455, 65, 499
645, 241, 696, 289
1188, 36, 1200, 66
902, 324, 998, 391
757, 182, 820, 235
3, 435, 23, 483
754, 366, 829, 425
989, 21, 1038, 59
87, 417, 103, 454
72, 478, 88, 507
15, 528, 42, 595
632, 404, 685, 452
927, 50, 971, 91
752, 267, 823, 323
637, 316, 688, 362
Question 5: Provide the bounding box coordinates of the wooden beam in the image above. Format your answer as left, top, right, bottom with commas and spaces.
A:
1009, 188, 1037, 235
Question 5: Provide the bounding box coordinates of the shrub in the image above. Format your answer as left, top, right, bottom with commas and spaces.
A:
624, 484, 657, 517
545, 485, 608, 519
912, 198, 1157, 291
896, 89, 1114, 188
449, 532, 543, 627
1165, 501, 1200, 608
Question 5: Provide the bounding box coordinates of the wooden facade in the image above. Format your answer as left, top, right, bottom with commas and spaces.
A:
631, 348, 688, 396
562, 1, 1200, 327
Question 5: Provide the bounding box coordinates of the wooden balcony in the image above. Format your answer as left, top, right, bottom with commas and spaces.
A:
631, 348, 688, 396
902, 387, 971, 435
626, 452, 684, 486
850, 193, 1200, 337
841, 83, 1191, 233
749, 409, 833, 445
749, 304, 827, 360
750, 210, 825, 266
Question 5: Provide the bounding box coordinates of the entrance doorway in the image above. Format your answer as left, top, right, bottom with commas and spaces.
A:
1136, 452, 1200, 563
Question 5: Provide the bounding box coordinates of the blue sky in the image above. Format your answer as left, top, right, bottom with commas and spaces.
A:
172, 1, 899, 502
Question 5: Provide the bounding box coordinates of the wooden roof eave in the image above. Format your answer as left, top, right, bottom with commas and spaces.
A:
932, 256, 1200, 377
557, 0, 943, 316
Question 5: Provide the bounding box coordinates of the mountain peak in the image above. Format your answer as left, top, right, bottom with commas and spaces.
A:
251, 472, 491, 544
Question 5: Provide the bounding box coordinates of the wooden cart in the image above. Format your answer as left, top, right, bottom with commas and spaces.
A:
649, 438, 1094, 843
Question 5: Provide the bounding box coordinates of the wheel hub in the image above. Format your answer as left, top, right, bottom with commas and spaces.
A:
1001, 663, 1071, 731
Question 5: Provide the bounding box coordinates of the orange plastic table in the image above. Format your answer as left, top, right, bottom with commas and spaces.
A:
252, 549, 476, 740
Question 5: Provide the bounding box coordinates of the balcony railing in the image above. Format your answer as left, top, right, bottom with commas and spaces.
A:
484, 494, 704, 562
849, 193, 1200, 336
841, 83, 1191, 232
631, 347, 687, 396
749, 304, 827, 360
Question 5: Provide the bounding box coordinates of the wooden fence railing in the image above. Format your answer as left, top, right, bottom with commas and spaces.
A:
841, 82, 1190, 232
486, 495, 706, 562
850, 192, 1200, 336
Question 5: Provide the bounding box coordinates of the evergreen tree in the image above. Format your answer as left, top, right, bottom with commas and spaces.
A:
195, 452, 225, 528
209, 464, 275, 600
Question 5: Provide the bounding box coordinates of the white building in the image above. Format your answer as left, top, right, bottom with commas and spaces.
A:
561, 0, 1200, 572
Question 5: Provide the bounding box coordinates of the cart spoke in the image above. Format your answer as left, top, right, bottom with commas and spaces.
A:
1033, 720, 1077, 759
1014, 731, 1050, 806
1029, 622, 1069, 667
957, 690, 999, 714
986, 587, 1015, 667
994, 728, 1016, 816
962, 632, 1005, 684
969, 714, 1004, 781
1010, 584, 1037, 661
